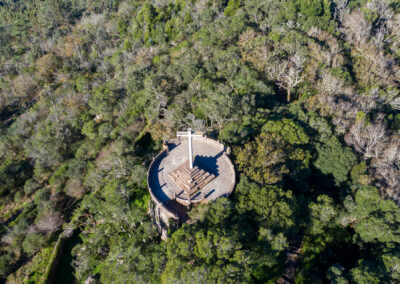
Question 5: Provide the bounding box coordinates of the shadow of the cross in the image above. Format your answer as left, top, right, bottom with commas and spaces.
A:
193, 150, 223, 177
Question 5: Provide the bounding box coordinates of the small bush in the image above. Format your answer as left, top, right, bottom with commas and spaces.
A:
22, 233, 47, 256
24, 178, 40, 195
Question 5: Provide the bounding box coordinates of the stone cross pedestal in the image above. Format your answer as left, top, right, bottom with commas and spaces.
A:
169, 160, 215, 197
172, 129, 215, 200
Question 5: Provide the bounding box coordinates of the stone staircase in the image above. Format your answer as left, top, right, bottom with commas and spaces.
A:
168, 159, 215, 197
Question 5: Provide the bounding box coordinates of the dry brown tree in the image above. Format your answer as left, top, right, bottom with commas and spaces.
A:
267, 53, 305, 102
35, 209, 64, 233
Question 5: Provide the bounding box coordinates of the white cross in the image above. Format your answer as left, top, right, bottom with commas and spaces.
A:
176, 128, 203, 169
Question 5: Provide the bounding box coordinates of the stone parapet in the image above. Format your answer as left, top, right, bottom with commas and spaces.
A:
147, 134, 236, 238
147, 149, 179, 220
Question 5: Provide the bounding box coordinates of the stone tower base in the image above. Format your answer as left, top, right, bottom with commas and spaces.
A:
148, 200, 179, 240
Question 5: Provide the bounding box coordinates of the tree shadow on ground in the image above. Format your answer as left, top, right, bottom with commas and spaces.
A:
53, 229, 82, 284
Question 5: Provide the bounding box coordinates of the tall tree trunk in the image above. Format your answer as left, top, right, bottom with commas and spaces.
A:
287, 89, 291, 102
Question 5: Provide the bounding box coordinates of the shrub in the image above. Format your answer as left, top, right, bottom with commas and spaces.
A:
0, 253, 15, 278
13, 191, 24, 202
224, 0, 241, 16
22, 233, 47, 256
35, 53, 62, 82
24, 178, 40, 195
65, 179, 86, 199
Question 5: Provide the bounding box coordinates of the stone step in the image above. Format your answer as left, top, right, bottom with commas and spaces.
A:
191, 169, 206, 181
181, 166, 199, 177
188, 174, 215, 194
171, 169, 208, 188
168, 159, 216, 199
189, 172, 211, 188
177, 168, 197, 181
197, 174, 215, 188
174, 179, 190, 191
194, 171, 211, 183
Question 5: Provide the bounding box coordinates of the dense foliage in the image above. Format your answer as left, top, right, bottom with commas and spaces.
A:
0, 0, 399, 282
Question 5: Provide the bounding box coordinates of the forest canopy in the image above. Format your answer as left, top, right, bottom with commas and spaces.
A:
0, 0, 400, 283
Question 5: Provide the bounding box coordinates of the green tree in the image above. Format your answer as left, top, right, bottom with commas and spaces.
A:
309, 195, 338, 235
235, 177, 297, 233
235, 128, 311, 185
340, 186, 400, 244
350, 260, 380, 284
314, 136, 357, 185
381, 251, 400, 281
326, 264, 348, 284
263, 118, 309, 145
163, 198, 283, 283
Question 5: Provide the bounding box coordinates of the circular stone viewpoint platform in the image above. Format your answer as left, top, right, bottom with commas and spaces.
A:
147, 130, 235, 238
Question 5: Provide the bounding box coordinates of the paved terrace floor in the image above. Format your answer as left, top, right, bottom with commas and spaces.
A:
149, 137, 235, 205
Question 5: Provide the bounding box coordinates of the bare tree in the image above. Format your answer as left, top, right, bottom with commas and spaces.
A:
345, 117, 386, 159
182, 113, 207, 132
342, 11, 371, 48
389, 97, 400, 110
267, 53, 305, 102
377, 161, 400, 189
65, 179, 86, 199
36, 210, 64, 233
366, 0, 393, 25
372, 136, 400, 204
308, 27, 344, 68
318, 70, 346, 95
1, 229, 13, 246
387, 14, 400, 53
375, 137, 400, 181
373, 25, 389, 50
12, 74, 37, 99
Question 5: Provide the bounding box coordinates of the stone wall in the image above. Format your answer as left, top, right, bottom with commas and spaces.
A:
148, 200, 171, 240
42, 228, 74, 284
147, 149, 178, 220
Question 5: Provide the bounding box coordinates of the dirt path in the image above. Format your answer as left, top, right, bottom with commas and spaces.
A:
277, 239, 302, 284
